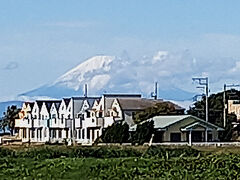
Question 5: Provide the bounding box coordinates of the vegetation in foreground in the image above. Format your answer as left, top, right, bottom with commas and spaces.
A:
0, 146, 240, 179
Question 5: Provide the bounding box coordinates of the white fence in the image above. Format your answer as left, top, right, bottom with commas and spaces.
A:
97, 142, 240, 147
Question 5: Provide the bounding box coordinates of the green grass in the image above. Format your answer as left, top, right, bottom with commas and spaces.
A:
0, 146, 240, 179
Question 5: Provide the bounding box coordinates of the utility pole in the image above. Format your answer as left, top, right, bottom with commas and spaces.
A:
151, 82, 158, 100
192, 77, 208, 142
223, 84, 240, 128
84, 84, 88, 98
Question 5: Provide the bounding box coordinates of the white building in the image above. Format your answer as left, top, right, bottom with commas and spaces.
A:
15, 94, 185, 145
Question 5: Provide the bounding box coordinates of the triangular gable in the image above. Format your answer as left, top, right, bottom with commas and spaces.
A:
92, 99, 99, 110
181, 122, 213, 131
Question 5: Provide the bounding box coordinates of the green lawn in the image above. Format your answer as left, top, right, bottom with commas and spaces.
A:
0, 146, 240, 179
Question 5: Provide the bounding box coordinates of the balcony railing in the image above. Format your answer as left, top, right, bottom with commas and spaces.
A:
15, 118, 31, 128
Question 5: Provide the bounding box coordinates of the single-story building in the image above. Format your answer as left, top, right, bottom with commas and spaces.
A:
130, 115, 224, 144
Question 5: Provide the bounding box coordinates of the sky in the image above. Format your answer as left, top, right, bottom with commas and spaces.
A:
1, 0, 240, 101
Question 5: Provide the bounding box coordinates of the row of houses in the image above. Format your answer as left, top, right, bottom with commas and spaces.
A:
14, 94, 224, 145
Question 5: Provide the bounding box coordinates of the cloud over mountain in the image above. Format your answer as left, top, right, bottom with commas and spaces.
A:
19, 51, 197, 101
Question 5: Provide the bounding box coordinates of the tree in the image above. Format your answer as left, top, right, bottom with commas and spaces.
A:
0, 105, 20, 135
134, 102, 180, 124
101, 122, 129, 143
131, 121, 154, 145
187, 89, 239, 141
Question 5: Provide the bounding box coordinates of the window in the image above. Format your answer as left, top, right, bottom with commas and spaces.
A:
170, 133, 181, 142
32, 129, 35, 138
59, 130, 62, 138
52, 114, 56, 119
87, 129, 90, 139
42, 115, 44, 120
82, 129, 85, 139
55, 118, 57, 124
97, 130, 99, 138
39, 129, 42, 139
86, 111, 90, 118
78, 129, 81, 139
53, 130, 56, 138
61, 118, 64, 124
66, 129, 69, 138
99, 112, 103, 117
92, 119, 94, 123
23, 129, 26, 138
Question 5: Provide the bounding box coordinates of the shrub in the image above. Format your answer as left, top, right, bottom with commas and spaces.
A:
101, 122, 129, 143
131, 121, 154, 145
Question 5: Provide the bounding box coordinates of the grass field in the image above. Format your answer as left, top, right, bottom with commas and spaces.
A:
0, 145, 240, 179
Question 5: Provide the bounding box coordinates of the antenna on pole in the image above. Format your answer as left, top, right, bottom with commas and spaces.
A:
84, 84, 88, 98
151, 82, 158, 100
192, 77, 208, 142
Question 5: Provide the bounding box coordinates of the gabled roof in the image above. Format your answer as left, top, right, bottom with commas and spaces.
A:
152, 115, 191, 129
117, 98, 184, 111
130, 115, 224, 131
45, 100, 61, 113
86, 97, 100, 108
72, 97, 100, 115
117, 98, 161, 111
36, 101, 44, 110
63, 98, 71, 107
35, 100, 61, 113
24, 102, 34, 112
29, 102, 35, 110
181, 122, 214, 131
55, 102, 61, 111
152, 115, 223, 131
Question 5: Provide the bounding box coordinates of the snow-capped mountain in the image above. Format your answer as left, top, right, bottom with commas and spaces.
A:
54, 56, 115, 91
19, 52, 195, 101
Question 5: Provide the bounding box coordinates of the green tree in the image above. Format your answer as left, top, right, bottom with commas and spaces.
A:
0, 105, 20, 135
134, 102, 181, 124
187, 89, 239, 141
131, 121, 154, 145
101, 122, 129, 143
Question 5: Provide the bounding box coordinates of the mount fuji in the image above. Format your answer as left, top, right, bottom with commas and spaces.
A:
18, 53, 195, 101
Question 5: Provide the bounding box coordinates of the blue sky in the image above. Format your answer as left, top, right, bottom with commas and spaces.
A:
1, 0, 240, 101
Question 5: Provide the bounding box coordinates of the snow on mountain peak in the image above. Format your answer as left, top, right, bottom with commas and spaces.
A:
54, 55, 115, 90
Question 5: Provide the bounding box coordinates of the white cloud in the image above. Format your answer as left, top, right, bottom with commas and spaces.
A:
42, 21, 98, 28
152, 51, 168, 63
229, 61, 240, 73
